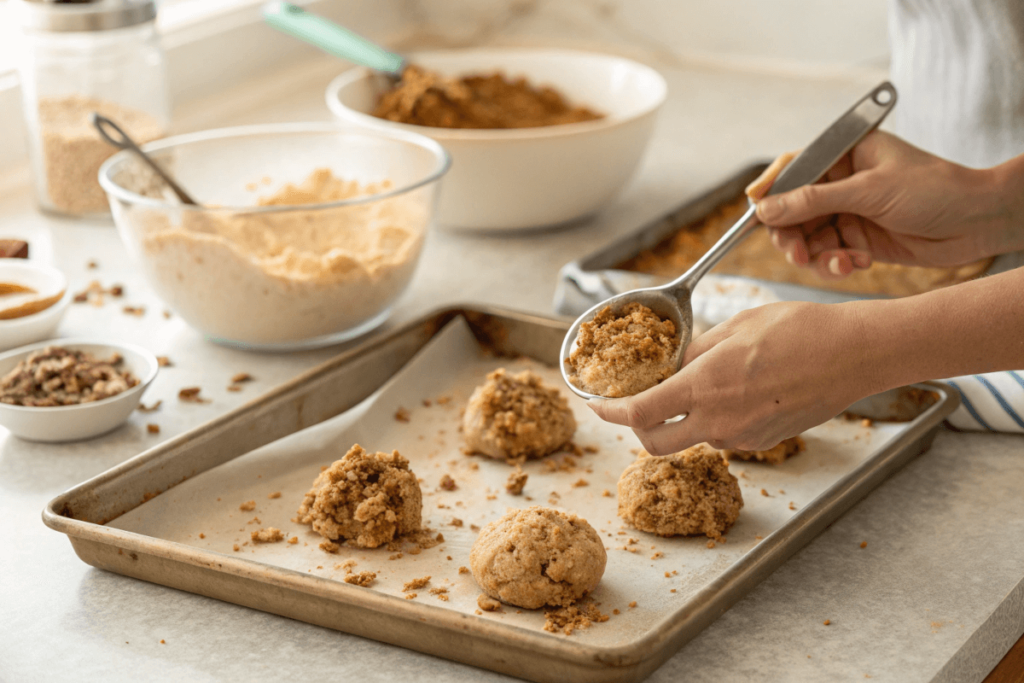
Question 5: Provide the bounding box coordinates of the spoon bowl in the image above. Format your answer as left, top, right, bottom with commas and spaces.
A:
561, 81, 899, 399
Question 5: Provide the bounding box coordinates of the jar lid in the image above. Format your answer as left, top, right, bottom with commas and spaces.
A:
19, 0, 157, 32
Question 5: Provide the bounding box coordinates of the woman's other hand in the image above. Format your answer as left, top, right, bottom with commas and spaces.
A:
747, 130, 1023, 279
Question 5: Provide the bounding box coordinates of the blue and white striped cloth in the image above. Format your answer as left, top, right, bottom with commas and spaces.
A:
945, 371, 1024, 433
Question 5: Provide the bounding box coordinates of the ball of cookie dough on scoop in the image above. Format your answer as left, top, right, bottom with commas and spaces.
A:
462, 368, 576, 462
618, 444, 743, 541
719, 436, 806, 465
295, 444, 422, 548
470, 507, 607, 609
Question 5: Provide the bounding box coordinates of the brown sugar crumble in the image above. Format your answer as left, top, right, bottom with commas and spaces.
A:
239, 500, 256, 512
268, 491, 281, 499
394, 407, 411, 423
543, 600, 609, 635
565, 303, 679, 398
146, 423, 160, 434
458, 566, 470, 574
0, 346, 139, 406
198, 533, 205, 539
429, 587, 450, 601
439, 474, 457, 491
403, 576, 431, 592
628, 601, 637, 608
506, 467, 528, 495
343, 571, 377, 587
572, 478, 589, 488
373, 65, 604, 130
287, 536, 298, 544
250, 527, 284, 544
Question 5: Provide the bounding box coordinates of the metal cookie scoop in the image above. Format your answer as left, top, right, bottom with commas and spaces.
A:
560, 81, 898, 400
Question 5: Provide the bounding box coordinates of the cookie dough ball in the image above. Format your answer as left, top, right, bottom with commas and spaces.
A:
617, 444, 743, 540
470, 507, 606, 609
296, 444, 422, 548
720, 436, 805, 465
565, 303, 679, 398
462, 368, 576, 462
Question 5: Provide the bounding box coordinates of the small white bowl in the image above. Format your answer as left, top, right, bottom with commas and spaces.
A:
0, 338, 159, 442
327, 48, 667, 231
0, 262, 71, 352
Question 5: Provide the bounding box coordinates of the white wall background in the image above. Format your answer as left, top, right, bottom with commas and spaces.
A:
394, 0, 891, 76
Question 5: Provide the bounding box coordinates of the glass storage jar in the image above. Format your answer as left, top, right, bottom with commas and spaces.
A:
16, 0, 170, 219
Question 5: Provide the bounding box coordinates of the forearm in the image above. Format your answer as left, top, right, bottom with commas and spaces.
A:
976, 152, 1024, 257
847, 267, 1024, 394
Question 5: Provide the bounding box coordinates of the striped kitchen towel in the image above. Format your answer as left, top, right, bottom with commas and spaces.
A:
944, 371, 1024, 433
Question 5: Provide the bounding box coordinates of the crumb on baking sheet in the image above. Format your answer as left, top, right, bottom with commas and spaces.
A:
319, 540, 340, 554
178, 387, 210, 403
404, 593, 417, 600
506, 467, 528, 495
232, 544, 240, 552
572, 478, 588, 488
601, 489, 612, 497
429, 587, 450, 601
403, 576, 431, 592
231, 372, 254, 384
250, 527, 284, 543
198, 533, 205, 539
543, 600, 609, 635
239, 500, 256, 511
459, 566, 470, 575
343, 571, 377, 587
450, 518, 464, 528
760, 489, 769, 497
287, 536, 298, 544
268, 491, 281, 499
477, 594, 502, 611
146, 423, 160, 434
395, 407, 411, 423
439, 474, 457, 491
137, 400, 162, 413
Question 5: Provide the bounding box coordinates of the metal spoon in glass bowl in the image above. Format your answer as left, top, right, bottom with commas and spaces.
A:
560, 81, 898, 400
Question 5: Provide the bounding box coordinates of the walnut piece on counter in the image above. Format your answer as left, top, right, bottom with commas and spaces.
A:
0, 346, 138, 407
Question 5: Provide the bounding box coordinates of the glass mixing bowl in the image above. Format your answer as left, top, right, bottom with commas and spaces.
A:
99, 123, 450, 350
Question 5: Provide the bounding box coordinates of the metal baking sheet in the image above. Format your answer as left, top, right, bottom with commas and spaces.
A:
554, 163, 1024, 316
44, 306, 959, 683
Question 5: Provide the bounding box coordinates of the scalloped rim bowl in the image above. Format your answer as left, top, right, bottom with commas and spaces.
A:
0, 339, 159, 442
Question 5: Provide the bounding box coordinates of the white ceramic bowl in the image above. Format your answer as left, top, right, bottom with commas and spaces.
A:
327, 48, 667, 231
0, 339, 158, 442
0, 262, 71, 352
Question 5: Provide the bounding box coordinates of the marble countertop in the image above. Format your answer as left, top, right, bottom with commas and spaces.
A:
1, 56, 1022, 683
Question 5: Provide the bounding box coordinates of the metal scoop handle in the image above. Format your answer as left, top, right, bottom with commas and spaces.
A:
92, 113, 198, 206
666, 81, 898, 299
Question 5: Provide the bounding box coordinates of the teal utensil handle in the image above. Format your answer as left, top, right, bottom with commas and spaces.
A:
262, 1, 405, 75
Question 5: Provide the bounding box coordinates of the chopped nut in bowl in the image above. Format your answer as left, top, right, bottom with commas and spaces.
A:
98, 123, 450, 351
0, 339, 158, 442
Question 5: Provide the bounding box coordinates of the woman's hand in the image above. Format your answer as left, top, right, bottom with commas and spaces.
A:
747, 130, 1023, 280
588, 300, 880, 455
